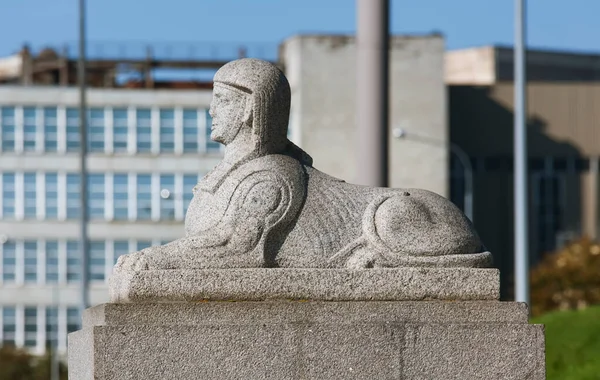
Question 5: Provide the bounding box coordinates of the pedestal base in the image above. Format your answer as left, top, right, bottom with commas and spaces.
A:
68, 301, 545, 379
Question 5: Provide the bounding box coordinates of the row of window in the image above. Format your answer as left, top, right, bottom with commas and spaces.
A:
450, 155, 569, 255
1, 172, 203, 221
1, 305, 79, 353
1, 239, 169, 284
0, 106, 221, 154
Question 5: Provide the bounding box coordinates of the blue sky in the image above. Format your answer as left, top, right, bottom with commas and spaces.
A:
0, 0, 598, 58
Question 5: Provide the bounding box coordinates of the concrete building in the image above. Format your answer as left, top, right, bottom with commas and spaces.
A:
0, 86, 219, 354
447, 46, 600, 298
281, 34, 448, 196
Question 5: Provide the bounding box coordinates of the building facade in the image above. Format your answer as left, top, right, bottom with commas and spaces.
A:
447, 46, 600, 298
0, 86, 219, 354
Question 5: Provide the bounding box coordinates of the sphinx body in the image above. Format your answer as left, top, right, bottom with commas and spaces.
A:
116, 152, 491, 271
115, 58, 491, 272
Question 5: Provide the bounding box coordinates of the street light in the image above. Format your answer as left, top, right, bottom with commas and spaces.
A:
77, 0, 90, 317
393, 128, 473, 223
514, 0, 530, 305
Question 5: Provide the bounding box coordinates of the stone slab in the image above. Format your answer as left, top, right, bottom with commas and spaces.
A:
83, 301, 528, 327
109, 268, 500, 302
69, 301, 545, 380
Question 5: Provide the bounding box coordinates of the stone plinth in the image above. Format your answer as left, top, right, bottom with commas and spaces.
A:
108, 268, 500, 303
68, 269, 545, 380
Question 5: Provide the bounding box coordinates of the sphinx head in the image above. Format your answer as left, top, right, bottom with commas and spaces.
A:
210, 58, 291, 155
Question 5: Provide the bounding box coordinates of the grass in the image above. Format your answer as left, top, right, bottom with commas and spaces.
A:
531, 305, 600, 380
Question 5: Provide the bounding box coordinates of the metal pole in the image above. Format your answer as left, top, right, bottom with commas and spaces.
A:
78, 0, 90, 315
50, 285, 59, 380
356, 0, 389, 187
450, 143, 474, 223
514, 0, 529, 305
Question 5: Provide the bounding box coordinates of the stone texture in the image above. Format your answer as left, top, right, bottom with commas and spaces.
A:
68, 301, 545, 380
113, 57, 492, 274
108, 268, 500, 303
83, 301, 529, 327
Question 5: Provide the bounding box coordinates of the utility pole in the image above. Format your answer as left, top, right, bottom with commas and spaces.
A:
356, 0, 389, 187
78, 0, 90, 316
514, 0, 529, 305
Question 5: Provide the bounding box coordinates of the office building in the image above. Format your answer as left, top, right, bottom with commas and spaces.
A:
0, 85, 219, 355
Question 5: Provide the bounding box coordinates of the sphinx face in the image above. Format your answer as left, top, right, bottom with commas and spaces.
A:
209, 84, 248, 145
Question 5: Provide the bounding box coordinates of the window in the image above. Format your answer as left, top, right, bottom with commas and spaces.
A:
89, 241, 105, 281
182, 109, 198, 152
23, 107, 37, 151
45, 241, 59, 283
1, 106, 16, 152
159, 109, 175, 152
66, 241, 79, 282
113, 174, 128, 220
67, 307, 80, 333
66, 174, 80, 219
88, 108, 105, 152
45, 307, 59, 348
205, 110, 220, 152
2, 173, 15, 217
23, 173, 37, 218
2, 241, 16, 282
137, 241, 152, 251
450, 154, 466, 213
113, 108, 128, 152
66, 108, 80, 151
24, 307, 37, 347
160, 174, 175, 220
24, 241, 37, 283
534, 173, 565, 255
88, 174, 105, 219
45, 173, 58, 218
136, 109, 152, 152
2, 307, 16, 346
113, 241, 130, 265
183, 174, 197, 216
44, 107, 58, 152
136, 174, 152, 220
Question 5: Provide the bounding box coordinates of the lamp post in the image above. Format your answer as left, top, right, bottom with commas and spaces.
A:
78, 0, 90, 316
393, 128, 473, 223
514, 0, 529, 305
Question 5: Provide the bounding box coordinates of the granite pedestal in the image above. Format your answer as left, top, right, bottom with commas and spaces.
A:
68, 268, 545, 379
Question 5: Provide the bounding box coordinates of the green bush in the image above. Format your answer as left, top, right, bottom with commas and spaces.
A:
530, 236, 600, 317
0, 345, 67, 380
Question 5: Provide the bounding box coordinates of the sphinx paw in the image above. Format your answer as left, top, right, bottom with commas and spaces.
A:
114, 246, 161, 272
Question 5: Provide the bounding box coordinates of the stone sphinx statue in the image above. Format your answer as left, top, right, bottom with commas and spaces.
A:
116, 58, 492, 272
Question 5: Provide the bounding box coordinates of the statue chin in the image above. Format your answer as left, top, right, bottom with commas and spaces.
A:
114, 57, 492, 273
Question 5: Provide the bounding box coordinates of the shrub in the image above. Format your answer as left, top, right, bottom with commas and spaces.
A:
0, 345, 67, 380
530, 236, 600, 317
